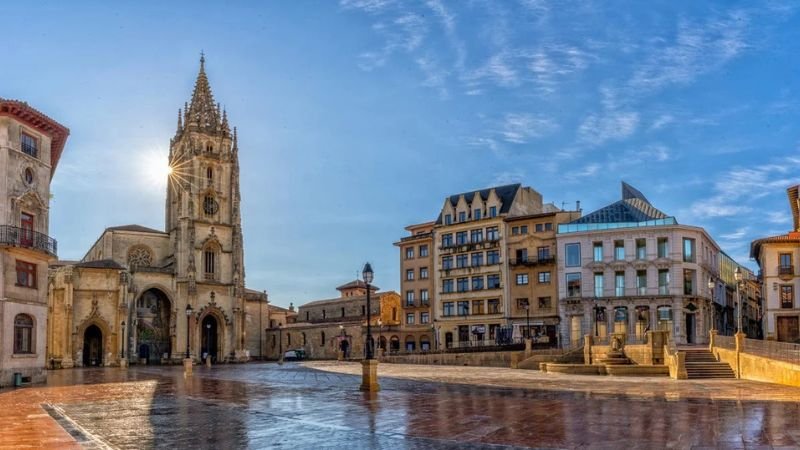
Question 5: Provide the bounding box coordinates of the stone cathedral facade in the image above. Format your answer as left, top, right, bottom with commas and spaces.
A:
47, 57, 266, 368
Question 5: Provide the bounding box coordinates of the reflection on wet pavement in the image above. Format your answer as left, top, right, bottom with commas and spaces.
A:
2, 361, 800, 449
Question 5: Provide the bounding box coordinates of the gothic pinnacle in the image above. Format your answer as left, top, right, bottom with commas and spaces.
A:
177, 108, 183, 133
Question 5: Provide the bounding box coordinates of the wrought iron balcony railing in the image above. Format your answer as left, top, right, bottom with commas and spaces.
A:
778, 265, 795, 276
0, 225, 57, 256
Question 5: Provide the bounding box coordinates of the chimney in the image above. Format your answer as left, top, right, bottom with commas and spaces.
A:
576, 200, 581, 212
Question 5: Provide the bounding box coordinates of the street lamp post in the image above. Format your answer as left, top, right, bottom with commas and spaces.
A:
184, 304, 193, 376
377, 319, 382, 357
523, 300, 531, 339
360, 262, 379, 391
120, 320, 127, 368
206, 322, 212, 367
594, 305, 600, 337
339, 324, 346, 360
734, 266, 743, 335
278, 323, 283, 365
708, 278, 716, 333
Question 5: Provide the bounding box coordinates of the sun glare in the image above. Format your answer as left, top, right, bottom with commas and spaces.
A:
135, 148, 171, 190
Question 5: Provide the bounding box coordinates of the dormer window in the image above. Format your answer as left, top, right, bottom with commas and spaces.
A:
20, 132, 38, 158
458, 211, 466, 222
489, 206, 497, 217
474, 209, 482, 220
444, 214, 452, 225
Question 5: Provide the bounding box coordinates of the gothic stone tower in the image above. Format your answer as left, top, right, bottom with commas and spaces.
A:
166, 56, 247, 362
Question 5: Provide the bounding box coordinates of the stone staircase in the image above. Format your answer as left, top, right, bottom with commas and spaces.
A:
682, 348, 735, 379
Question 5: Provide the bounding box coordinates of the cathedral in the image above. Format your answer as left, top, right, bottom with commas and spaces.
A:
47, 57, 268, 368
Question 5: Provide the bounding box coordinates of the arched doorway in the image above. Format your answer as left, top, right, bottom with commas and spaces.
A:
201, 315, 219, 363
136, 289, 172, 364
389, 335, 400, 353
83, 325, 103, 367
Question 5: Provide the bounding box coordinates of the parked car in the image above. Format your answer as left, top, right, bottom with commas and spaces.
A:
283, 349, 306, 361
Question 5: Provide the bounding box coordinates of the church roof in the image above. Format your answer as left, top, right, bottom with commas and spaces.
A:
569, 182, 670, 225
75, 259, 125, 269
106, 224, 166, 234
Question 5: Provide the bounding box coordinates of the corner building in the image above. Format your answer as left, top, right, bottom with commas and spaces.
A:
752, 185, 800, 342
47, 57, 266, 367
0, 99, 69, 386
557, 182, 724, 346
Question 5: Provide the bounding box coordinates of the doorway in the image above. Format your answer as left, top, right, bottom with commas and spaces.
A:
777, 316, 799, 342
685, 313, 696, 344
83, 325, 103, 366
201, 315, 219, 363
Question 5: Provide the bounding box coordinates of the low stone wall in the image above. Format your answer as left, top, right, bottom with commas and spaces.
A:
381, 351, 518, 368
713, 346, 800, 387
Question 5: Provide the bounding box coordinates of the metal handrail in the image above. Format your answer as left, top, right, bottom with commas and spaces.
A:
0, 225, 57, 256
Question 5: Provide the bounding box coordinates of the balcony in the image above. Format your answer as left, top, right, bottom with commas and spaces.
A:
508, 256, 555, 267
778, 265, 795, 278
0, 225, 57, 256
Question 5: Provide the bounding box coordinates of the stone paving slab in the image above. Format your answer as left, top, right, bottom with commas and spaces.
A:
0, 362, 800, 449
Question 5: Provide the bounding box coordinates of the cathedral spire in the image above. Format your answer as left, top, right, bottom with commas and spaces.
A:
186, 53, 220, 133
177, 108, 183, 133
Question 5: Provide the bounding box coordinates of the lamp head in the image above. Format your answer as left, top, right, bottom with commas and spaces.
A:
362, 262, 374, 284
185, 304, 193, 316
734, 266, 742, 282
708, 278, 715, 290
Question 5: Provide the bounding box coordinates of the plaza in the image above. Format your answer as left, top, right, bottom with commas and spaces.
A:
3, 363, 800, 449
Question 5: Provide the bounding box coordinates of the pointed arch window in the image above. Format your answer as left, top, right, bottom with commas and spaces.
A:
204, 243, 219, 281
206, 167, 213, 183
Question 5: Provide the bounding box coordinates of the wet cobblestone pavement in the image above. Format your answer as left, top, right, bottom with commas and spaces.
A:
2, 362, 800, 449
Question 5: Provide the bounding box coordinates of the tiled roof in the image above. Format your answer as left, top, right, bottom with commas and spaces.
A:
0, 98, 70, 178
106, 224, 166, 234
435, 183, 522, 225
301, 291, 395, 308
569, 182, 670, 224
750, 234, 800, 259
336, 280, 379, 291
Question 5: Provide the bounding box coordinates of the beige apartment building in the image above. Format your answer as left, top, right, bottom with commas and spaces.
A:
505, 210, 580, 346
264, 281, 400, 359
0, 99, 69, 386
752, 185, 800, 342
394, 221, 434, 351
431, 184, 560, 349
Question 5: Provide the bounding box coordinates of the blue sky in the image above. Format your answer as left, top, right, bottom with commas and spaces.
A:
2, 1, 799, 307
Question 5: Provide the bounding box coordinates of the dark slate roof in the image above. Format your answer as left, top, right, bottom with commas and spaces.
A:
435, 183, 521, 225
106, 224, 166, 234
569, 182, 670, 224
75, 259, 125, 269
300, 291, 395, 308
336, 280, 379, 291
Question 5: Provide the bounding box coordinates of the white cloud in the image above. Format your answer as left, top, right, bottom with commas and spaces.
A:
491, 170, 526, 185
650, 114, 675, 131
339, 0, 395, 13
720, 227, 749, 240
629, 10, 750, 93
426, 0, 467, 71
501, 113, 559, 144
766, 211, 791, 224
578, 111, 639, 145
